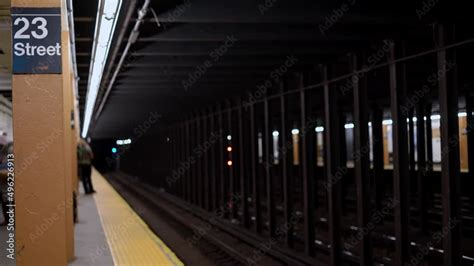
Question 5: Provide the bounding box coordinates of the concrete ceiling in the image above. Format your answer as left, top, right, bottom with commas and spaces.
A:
73, 0, 474, 139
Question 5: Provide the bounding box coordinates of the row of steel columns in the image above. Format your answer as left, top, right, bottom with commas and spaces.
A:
163, 24, 464, 265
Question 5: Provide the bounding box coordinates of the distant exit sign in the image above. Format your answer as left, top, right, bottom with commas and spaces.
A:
11, 8, 62, 74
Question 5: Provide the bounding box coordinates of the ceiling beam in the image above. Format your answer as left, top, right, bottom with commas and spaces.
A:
150, 1, 417, 24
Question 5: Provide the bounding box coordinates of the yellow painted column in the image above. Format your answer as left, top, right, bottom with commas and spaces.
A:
12, 0, 69, 265
71, 74, 78, 212
72, 78, 80, 194
62, 30, 75, 261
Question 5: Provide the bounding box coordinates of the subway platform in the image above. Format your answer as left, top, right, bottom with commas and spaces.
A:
2, 0, 474, 265
68, 169, 183, 266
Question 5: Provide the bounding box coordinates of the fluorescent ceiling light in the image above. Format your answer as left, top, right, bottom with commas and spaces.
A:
315, 126, 324, 132
344, 123, 354, 129
81, 0, 123, 138
116, 138, 131, 145
308, 113, 467, 132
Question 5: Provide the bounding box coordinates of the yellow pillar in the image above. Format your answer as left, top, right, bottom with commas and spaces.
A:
62, 30, 75, 261
71, 75, 79, 209
12, 0, 69, 264
72, 77, 80, 194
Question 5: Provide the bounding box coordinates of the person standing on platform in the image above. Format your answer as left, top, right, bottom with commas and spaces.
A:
78, 139, 96, 194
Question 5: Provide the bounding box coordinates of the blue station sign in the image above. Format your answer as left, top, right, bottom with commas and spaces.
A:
11, 8, 62, 74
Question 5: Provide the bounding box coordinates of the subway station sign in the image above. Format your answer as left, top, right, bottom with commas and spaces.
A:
11, 8, 62, 74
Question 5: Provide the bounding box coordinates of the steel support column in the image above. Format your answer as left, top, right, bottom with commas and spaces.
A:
299, 74, 315, 256
238, 100, 250, 228
218, 103, 227, 216
426, 104, 433, 172
323, 65, 342, 265
227, 101, 237, 220
388, 41, 410, 266
352, 55, 372, 265
193, 114, 199, 205
196, 113, 203, 208
436, 24, 461, 266
175, 126, 179, 196
180, 123, 186, 199
408, 108, 416, 172
185, 118, 192, 203
279, 81, 293, 247
250, 99, 262, 233
203, 111, 210, 211
467, 95, 474, 206
372, 105, 385, 211
339, 109, 348, 215
172, 126, 177, 195
416, 101, 427, 233
264, 96, 276, 237
209, 108, 217, 211
425, 104, 434, 218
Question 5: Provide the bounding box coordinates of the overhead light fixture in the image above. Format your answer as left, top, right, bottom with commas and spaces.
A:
344, 123, 354, 129
81, 0, 123, 138
315, 126, 324, 132
116, 138, 131, 145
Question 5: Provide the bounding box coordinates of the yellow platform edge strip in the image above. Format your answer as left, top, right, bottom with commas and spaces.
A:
92, 168, 184, 266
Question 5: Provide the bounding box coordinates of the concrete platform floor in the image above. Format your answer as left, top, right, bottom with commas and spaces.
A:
70, 169, 182, 266
0, 184, 111, 266
1, 168, 183, 266
68, 185, 114, 266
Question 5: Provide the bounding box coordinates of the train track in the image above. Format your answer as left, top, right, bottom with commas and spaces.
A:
106, 172, 298, 266
106, 170, 474, 266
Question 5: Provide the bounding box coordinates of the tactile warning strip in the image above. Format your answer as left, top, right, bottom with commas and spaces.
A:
92, 169, 183, 266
